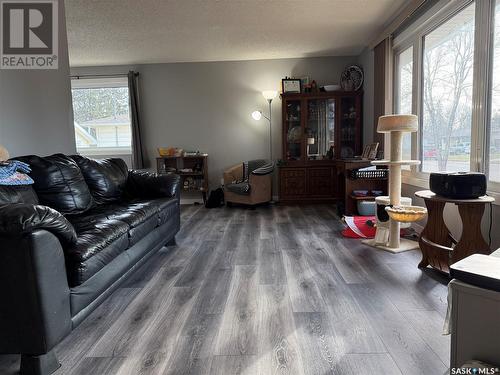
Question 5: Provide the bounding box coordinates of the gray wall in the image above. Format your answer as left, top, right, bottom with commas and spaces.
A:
71, 56, 357, 188
0, 0, 76, 157
357, 48, 375, 146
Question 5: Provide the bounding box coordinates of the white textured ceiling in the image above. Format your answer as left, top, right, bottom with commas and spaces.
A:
65, 0, 407, 67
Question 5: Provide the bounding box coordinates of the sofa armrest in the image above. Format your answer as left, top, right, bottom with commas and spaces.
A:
224, 164, 243, 185
249, 172, 272, 187
0, 230, 72, 355
0, 203, 77, 246
126, 170, 181, 200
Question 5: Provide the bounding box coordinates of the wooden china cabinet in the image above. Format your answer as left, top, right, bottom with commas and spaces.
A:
279, 91, 363, 203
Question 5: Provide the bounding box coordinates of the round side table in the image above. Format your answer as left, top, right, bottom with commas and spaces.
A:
415, 190, 494, 273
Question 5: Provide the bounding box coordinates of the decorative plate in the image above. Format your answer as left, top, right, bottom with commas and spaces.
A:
340, 65, 364, 91
287, 126, 302, 142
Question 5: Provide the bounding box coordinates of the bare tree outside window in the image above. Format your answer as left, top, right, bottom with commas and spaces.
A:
422, 4, 475, 173
396, 46, 413, 167
71, 82, 132, 152
489, 3, 500, 182
72, 87, 129, 124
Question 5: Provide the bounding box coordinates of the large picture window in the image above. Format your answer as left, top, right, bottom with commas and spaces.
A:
391, 0, 500, 195
71, 77, 132, 155
395, 46, 413, 163
422, 4, 475, 173
490, 2, 500, 182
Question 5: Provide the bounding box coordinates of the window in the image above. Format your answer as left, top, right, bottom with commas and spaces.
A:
390, 0, 500, 191
490, 2, 500, 182
422, 4, 475, 173
395, 46, 413, 163
71, 77, 132, 155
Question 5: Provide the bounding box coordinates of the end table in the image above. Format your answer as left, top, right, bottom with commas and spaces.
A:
415, 190, 494, 273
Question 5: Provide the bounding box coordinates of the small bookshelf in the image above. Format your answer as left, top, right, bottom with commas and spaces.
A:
156, 154, 208, 203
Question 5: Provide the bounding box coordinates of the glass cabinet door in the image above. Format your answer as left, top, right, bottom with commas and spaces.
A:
339, 97, 358, 159
305, 99, 335, 160
327, 99, 335, 155
285, 100, 302, 160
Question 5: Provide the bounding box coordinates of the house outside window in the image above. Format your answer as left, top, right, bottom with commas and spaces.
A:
71, 77, 132, 156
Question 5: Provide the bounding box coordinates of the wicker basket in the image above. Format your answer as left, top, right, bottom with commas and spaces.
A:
350, 168, 388, 179
158, 147, 173, 157
385, 206, 427, 223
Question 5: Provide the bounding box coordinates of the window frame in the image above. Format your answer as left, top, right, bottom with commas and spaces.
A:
70, 76, 132, 156
393, 43, 417, 170
391, 0, 499, 192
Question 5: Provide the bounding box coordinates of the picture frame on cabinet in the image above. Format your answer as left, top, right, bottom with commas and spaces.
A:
282, 78, 302, 93
361, 142, 379, 160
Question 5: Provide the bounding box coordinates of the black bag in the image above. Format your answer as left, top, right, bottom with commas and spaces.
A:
205, 187, 224, 208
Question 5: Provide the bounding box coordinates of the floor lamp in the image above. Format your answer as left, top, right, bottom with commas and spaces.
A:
252, 90, 277, 160
252, 90, 278, 202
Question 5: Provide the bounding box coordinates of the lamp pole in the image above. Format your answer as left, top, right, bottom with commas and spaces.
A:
267, 99, 275, 204
253, 90, 277, 204
268, 98, 273, 161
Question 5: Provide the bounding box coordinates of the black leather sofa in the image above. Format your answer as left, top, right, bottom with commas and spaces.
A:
0, 154, 181, 375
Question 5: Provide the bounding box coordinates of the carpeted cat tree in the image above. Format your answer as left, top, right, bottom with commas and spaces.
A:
363, 115, 427, 253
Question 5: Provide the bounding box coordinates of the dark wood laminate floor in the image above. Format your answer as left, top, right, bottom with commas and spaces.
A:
0, 205, 450, 375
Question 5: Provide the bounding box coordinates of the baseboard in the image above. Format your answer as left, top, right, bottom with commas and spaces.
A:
182, 196, 279, 205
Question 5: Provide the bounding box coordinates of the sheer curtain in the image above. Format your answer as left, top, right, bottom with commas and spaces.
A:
374, 37, 393, 151
128, 71, 145, 169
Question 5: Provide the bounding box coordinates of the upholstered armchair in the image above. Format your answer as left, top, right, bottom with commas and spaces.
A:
223, 159, 274, 206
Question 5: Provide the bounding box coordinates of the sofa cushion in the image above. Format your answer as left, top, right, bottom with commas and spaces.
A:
70, 155, 128, 205
126, 170, 180, 199
107, 201, 161, 246
108, 201, 159, 227
66, 216, 129, 287
226, 181, 251, 195
128, 216, 159, 247
15, 154, 93, 214
64, 197, 177, 286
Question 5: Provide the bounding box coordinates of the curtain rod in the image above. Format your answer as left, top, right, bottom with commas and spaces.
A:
70, 72, 139, 79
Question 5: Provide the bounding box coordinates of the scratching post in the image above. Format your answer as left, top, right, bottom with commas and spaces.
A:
389, 131, 402, 248
363, 115, 426, 253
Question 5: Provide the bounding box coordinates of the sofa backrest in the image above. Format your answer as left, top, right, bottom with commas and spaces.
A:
14, 154, 93, 214
243, 159, 269, 180
70, 155, 128, 204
